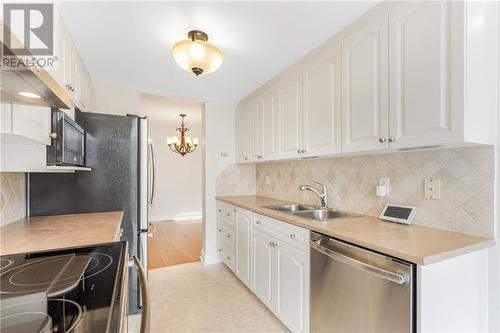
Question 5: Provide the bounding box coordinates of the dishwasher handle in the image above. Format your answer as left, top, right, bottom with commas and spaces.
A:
133, 256, 150, 333
309, 240, 408, 285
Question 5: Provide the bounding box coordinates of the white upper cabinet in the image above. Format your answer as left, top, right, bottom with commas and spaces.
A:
341, 12, 389, 153
47, 5, 94, 112
302, 43, 342, 156
1, 104, 51, 145
262, 87, 281, 159
250, 98, 264, 161
236, 104, 251, 163
388, 2, 454, 148
236, 1, 498, 163
279, 71, 303, 158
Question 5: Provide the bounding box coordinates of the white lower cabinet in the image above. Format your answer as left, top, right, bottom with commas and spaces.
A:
252, 229, 275, 309
218, 203, 310, 333
252, 216, 310, 333
236, 209, 253, 288
275, 240, 309, 333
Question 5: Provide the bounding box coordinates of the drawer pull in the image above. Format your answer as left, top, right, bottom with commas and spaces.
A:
218, 248, 222, 252
227, 213, 231, 217
233, 209, 237, 213
218, 229, 222, 232
256, 220, 261, 225
227, 235, 231, 239
218, 209, 222, 212
227, 256, 231, 260
290, 234, 296, 239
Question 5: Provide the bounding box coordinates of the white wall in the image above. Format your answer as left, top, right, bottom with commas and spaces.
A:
201, 101, 237, 265
93, 81, 140, 116
139, 93, 203, 221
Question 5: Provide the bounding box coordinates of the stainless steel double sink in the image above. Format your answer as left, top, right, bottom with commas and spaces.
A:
264, 204, 363, 221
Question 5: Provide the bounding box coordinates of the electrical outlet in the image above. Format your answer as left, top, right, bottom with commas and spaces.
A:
424, 178, 441, 199
265, 175, 270, 185
378, 177, 390, 194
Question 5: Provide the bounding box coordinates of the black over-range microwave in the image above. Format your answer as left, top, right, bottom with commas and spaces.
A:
47, 110, 86, 166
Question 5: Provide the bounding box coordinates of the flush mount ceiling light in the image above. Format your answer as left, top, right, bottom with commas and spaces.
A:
171, 30, 224, 76
18, 92, 41, 99
167, 114, 199, 156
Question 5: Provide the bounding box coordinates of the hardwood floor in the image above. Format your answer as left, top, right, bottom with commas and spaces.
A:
147, 220, 202, 269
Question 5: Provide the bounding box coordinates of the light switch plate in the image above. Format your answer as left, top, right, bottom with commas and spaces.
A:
424, 178, 441, 199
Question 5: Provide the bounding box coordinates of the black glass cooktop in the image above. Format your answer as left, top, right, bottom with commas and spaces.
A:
0, 241, 127, 333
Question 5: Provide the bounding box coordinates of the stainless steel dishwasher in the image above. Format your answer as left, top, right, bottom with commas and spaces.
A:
310, 231, 415, 333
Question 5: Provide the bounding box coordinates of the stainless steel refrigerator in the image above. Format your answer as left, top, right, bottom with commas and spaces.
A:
28, 111, 154, 314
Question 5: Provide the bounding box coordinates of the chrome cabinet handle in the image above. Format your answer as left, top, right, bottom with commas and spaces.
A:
133, 256, 150, 333
244, 157, 249, 161
218, 248, 222, 252
290, 234, 296, 239
218, 209, 222, 212
379, 137, 387, 143
256, 220, 261, 225
269, 242, 273, 247
233, 209, 237, 213
388, 136, 395, 143
49, 132, 58, 139
218, 229, 222, 232
227, 235, 231, 239
256, 155, 263, 159
227, 256, 231, 260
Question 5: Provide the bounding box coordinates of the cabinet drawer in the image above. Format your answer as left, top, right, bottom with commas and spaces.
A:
220, 243, 235, 271
254, 214, 309, 252
217, 202, 237, 224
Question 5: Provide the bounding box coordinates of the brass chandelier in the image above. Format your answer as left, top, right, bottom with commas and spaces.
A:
167, 114, 199, 156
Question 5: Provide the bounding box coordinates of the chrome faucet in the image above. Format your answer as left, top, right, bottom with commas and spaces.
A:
299, 181, 328, 209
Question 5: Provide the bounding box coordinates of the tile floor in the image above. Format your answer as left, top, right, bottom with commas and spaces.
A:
128, 261, 288, 333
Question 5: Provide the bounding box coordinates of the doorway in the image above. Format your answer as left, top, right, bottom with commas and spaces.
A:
139, 93, 203, 269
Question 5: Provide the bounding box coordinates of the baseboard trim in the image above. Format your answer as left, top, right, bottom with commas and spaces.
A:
150, 212, 202, 222
200, 249, 222, 265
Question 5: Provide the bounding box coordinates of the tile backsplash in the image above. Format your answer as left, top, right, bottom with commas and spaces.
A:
0, 173, 26, 226
216, 164, 256, 196
256, 147, 495, 237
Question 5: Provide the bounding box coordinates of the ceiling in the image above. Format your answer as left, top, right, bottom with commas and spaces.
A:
58, 1, 378, 103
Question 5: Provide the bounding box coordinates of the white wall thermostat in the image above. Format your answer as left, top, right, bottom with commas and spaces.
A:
379, 204, 417, 225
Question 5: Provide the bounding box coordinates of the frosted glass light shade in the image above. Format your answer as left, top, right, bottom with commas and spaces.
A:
171, 31, 223, 76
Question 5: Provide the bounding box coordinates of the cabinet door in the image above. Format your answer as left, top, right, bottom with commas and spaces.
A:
252, 229, 274, 308
341, 13, 389, 153
389, 1, 456, 149
236, 104, 251, 163
12, 104, 51, 145
262, 87, 281, 159
236, 209, 252, 287
250, 98, 264, 161
303, 43, 342, 156
280, 72, 303, 157
275, 240, 309, 333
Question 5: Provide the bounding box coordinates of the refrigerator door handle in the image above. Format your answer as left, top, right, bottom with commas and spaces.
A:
149, 143, 156, 208
133, 256, 150, 333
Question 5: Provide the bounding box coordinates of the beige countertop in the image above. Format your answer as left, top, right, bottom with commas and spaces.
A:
0, 211, 123, 255
216, 195, 494, 265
